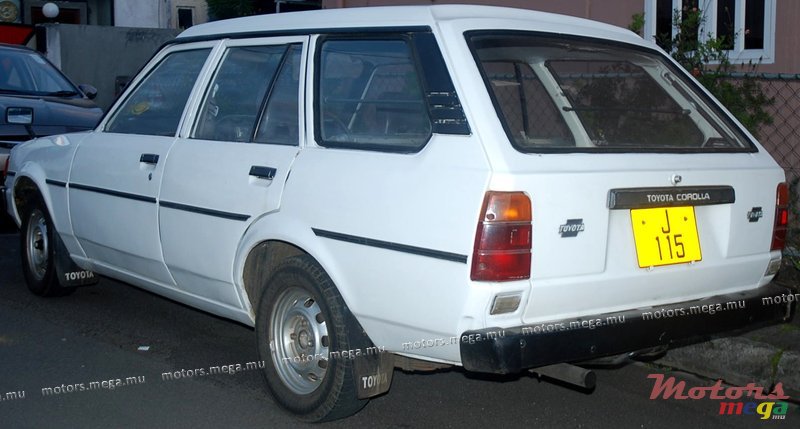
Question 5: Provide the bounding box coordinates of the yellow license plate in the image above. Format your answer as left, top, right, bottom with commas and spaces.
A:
631, 207, 702, 268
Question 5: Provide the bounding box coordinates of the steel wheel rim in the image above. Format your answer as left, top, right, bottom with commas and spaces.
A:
26, 209, 49, 282
270, 286, 330, 395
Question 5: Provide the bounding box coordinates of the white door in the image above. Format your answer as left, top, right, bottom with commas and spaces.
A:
69, 46, 214, 285
158, 38, 306, 307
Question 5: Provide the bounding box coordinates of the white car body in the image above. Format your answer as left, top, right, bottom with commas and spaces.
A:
3, 5, 793, 420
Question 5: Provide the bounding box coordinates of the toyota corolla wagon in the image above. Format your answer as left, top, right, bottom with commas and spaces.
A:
3, 5, 794, 422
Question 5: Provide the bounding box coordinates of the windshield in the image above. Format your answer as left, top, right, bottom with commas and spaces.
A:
0, 48, 78, 96
468, 32, 755, 153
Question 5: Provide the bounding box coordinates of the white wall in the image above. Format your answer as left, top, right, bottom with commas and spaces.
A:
113, 0, 208, 29
114, 0, 166, 28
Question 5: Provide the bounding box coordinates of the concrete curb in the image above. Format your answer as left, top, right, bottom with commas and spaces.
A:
655, 333, 800, 401
653, 278, 800, 401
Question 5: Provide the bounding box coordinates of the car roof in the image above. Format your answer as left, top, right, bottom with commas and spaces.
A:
177, 5, 645, 47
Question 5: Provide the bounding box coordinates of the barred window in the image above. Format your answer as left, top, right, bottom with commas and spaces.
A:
644, 0, 775, 63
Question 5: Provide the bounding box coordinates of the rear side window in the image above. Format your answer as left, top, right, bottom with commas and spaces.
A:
317, 38, 432, 152
106, 49, 210, 136
468, 32, 755, 153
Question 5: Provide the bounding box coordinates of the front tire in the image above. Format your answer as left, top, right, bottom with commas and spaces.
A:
255, 255, 367, 422
20, 199, 74, 297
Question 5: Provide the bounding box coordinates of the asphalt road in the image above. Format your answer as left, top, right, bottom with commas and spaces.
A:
0, 229, 796, 428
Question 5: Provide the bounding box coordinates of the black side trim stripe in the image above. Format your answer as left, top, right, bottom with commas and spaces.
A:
47, 181, 249, 221
5, 171, 15, 177
160, 201, 250, 222
70, 183, 157, 203
312, 228, 468, 264
45, 179, 67, 187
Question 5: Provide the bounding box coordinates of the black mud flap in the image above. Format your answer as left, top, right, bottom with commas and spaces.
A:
54, 232, 98, 287
341, 298, 394, 399
353, 350, 394, 399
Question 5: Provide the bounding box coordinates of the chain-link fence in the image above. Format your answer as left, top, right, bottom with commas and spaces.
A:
743, 74, 800, 274
746, 74, 800, 181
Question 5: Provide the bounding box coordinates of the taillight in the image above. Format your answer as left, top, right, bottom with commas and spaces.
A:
471, 191, 532, 281
771, 182, 789, 251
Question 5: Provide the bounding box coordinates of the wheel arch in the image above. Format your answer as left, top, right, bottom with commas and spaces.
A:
242, 227, 392, 413
241, 239, 306, 316
234, 214, 360, 327
12, 166, 53, 224
238, 233, 378, 346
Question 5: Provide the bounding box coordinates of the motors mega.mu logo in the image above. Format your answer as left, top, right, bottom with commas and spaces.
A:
647, 374, 791, 420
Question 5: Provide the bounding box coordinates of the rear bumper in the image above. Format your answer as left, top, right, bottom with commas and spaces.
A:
460, 283, 794, 374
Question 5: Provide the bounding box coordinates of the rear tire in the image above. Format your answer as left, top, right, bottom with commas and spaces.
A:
20, 199, 74, 297
255, 255, 367, 422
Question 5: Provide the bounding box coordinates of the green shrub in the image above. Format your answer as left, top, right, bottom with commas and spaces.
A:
632, 6, 773, 137
206, 0, 255, 20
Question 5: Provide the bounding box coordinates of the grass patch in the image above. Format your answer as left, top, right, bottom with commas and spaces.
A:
769, 349, 784, 383
642, 362, 673, 373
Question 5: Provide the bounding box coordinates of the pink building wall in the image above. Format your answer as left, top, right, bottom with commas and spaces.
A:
323, 0, 642, 29
763, 0, 800, 74
321, 0, 800, 74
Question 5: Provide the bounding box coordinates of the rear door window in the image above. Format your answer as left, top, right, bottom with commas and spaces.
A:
193, 45, 283, 142
192, 43, 302, 145
254, 45, 302, 145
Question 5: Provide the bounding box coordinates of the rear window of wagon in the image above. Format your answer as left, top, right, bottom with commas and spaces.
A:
467, 31, 757, 154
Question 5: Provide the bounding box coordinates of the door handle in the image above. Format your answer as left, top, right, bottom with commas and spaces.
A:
140, 153, 159, 164
249, 165, 276, 180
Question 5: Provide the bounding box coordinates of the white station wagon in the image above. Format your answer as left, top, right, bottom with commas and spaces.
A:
2, 5, 794, 421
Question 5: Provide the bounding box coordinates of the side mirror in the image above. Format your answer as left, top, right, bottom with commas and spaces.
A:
78, 84, 98, 100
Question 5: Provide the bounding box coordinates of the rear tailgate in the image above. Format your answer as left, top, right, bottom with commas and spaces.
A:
465, 31, 786, 324
504, 156, 784, 324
